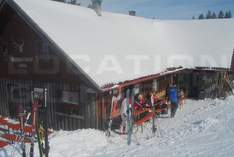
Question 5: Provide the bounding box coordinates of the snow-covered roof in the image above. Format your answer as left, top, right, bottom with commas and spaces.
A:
13, 0, 234, 86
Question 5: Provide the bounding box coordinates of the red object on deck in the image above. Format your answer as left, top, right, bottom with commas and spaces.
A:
0, 141, 8, 148
0, 119, 8, 125
134, 112, 154, 126
2, 134, 31, 143
23, 126, 33, 133
7, 123, 20, 131
2, 134, 19, 141
133, 108, 152, 116
0, 117, 8, 125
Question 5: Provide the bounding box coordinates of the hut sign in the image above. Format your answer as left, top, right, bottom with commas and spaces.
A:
62, 91, 79, 105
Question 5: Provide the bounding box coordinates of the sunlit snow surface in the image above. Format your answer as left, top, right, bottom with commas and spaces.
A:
2, 96, 234, 157
12, 0, 234, 85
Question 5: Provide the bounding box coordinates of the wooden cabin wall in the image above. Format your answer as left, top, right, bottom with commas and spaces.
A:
0, 79, 97, 130
96, 69, 233, 130
0, 4, 98, 131
96, 93, 112, 130
176, 71, 191, 97
195, 71, 226, 99
179, 70, 230, 99
0, 3, 79, 80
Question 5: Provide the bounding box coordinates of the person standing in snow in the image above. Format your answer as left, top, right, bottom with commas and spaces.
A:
179, 89, 185, 110
120, 93, 128, 134
167, 81, 179, 118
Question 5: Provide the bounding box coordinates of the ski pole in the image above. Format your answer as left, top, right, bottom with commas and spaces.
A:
11, 112, 31, 157
44, 88, 49, 157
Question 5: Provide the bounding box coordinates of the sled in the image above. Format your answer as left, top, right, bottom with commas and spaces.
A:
0, 118, 8, 125
133, 108, 152, 117
7, 123, 21, 131
1, 133, 31, 143
23, 126, 33, 134
134, 112, 154, 126
0, 140, 8, 148
154, 99, 168, 115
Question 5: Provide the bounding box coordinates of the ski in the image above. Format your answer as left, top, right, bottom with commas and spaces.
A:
11, 111, 31, 157
44, 88, 49, 157
17, 105, 27, 157
36, 122, 44, 157
126, 89, 133, 145
106, 96, 115, 137
151, 94, 157, 134
36, 88, 49, 157
30, 88, 44, 157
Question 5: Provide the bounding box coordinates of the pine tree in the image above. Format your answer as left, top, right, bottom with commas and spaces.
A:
211, 12, 217, 19
218, 11, 224, 18
87, 3, 92, 8
192, 16, 195, 20
206, 10, 212, 19
198, 14, 204, 20
91, 0, 103, 16
91, 0, 102, 5
225, 10, 233, 18
225, 11, 229, 18
53, 0, 65, 2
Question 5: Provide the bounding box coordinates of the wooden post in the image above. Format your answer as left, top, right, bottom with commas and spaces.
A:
230, 48, 234, 71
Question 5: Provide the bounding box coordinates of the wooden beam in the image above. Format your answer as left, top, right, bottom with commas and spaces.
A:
55, 112, 84, 120
0, 0, 5, 11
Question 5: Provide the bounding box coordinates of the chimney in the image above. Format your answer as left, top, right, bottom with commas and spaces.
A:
129, 10, 136, 16
231, 48, 234, 71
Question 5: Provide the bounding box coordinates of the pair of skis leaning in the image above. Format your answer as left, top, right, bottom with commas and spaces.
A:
30, 88, 49, 157
107, 88, 157, 145
14, 88, 49, 157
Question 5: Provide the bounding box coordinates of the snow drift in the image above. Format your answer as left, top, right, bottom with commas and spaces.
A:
3, 96, 234, 157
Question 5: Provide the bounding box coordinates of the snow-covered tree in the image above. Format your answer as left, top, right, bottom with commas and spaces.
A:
206, 10, 212, 19
218, 11, 224, 18
225, 10, 232, 18
198, 14, 204, 20
211, 12, 217, 19
225, 11, 229, 18
91, 0, 102, 16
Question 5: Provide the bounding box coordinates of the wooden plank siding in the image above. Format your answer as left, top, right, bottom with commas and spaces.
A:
0, 1, 99, 131
96, 69, 233, 129
0, 79, 97, 130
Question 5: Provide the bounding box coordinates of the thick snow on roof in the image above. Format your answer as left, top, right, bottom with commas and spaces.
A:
14, 0, 234, 86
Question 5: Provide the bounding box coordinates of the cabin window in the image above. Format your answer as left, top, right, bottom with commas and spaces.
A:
55, 88, 81, 118
38, 55, 55, 69
62, 91, 79, 106
7, 83, 32, 117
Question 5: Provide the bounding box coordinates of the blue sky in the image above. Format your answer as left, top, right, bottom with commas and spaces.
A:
80, 0, 234, 19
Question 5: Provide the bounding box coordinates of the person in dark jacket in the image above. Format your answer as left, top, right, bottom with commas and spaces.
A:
168, 82, 179, 118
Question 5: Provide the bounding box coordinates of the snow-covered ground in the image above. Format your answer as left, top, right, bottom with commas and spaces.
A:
2, 96, 234, 157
